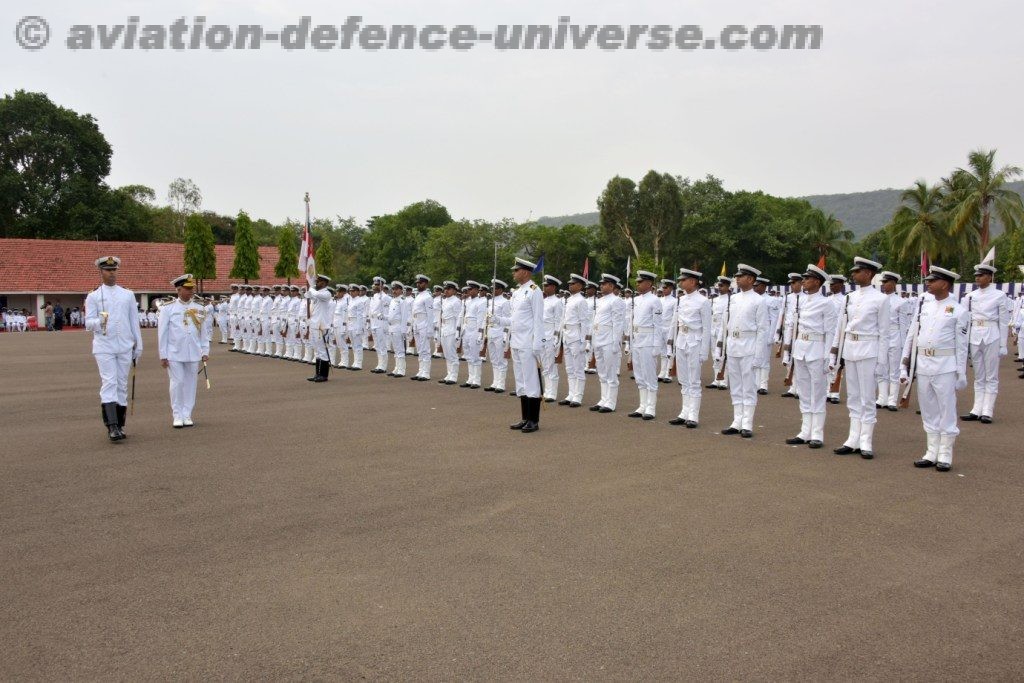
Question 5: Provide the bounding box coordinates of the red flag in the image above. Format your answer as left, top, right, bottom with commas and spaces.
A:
582, 257, 590, 280
920, 250, 929, 276
299, 198, 316, 287
816, 254, 826, 270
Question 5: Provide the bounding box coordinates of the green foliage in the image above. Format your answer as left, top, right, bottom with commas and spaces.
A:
802, 209, 854, 262
597, 176, 640, 259
229, 210, 260, 282
183, 213, 217, 290
315, 238, 335, 278
946, 149, 1024, 255
516, 223, 597, 279
275, 226, 299, 280
636, 171, 684, 267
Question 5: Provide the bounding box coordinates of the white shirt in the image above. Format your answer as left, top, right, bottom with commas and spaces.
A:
411, 290, 434, 332
486, 295, 511, 338
84, 284, 143, 357
505, 280, 545, 352
785, 292, 838, 363
630, 290, 664, 349
721, 289, 769, 360
963, 285, 1010, 350
673, 291, 713, 359
835, 285, 890, 363
901, 296, 969, 377
304, 287, 333, 331
158, 298, 212, 362
562, 292, 592, 344
439, 296, 463, 335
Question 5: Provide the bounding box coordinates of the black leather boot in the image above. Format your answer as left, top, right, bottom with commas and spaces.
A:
510, 396, 528, 429
522, 397, 540, 433
308, 359, 322, 381
102, 402, 123, 441
313, 360, 330, 382
116, 405, 127, 439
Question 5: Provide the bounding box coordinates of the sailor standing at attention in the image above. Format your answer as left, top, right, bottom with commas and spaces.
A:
719, 264, 769, 438
960, 263, 1010, 424
385, 281, 409, 377
876, 271, 906, 412
589, 274, 624, 413
540, 276, 565, 402
411, 275, 436, 381
830, 257, 890, 460
84, 256, 143, 441
484, 279, 512, 393
460, 281, 487, 389
904, 266, 970, 472
668, 269, 712, 428
305, 274, 334, 382
657, 279, 677, 383
628, 270, 665, 421
707, 276, 732, 391
558, 274, 591, 407
504, 258, 545, 433
438, 281, 464, 385
369, 277, 392, 373
158, 274, 212, 428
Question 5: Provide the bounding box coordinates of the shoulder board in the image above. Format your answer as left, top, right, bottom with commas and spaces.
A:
529, 283, 537, 289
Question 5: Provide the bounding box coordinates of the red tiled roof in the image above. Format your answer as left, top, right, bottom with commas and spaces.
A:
0, 238, 295, 293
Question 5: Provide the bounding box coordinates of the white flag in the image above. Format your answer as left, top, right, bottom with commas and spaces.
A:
981, 246, 996, 265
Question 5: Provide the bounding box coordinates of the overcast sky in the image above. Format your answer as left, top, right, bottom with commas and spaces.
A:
5, 0, 1023, 226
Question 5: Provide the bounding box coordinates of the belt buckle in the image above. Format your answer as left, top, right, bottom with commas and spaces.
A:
923, 348, 935, 357
731, 331, 740, 338
800, 333, 809, 341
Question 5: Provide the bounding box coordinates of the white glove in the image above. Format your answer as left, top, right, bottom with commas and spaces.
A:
874, 362, 887, 380
133, 347, 143, 361
781, 353, 791, 367
899, 366, 909, 383
999, 346, 1008, 357
955, 372, 967, 391
828, 354, 837, 372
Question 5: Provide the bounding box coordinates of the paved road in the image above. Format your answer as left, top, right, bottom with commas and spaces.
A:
2, 330, 1022, 679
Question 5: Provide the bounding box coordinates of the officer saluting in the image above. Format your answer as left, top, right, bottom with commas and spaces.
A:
158, 275, 212, 428
903, 266, 970, 471
505, 258, 545, 433
84, 256, 143, 441
305, 274, 334, 382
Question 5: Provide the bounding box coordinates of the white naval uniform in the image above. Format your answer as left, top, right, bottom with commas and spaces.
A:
672, 291, 712, 423
259, 295, 274, 354
501, 280, 545, 398
630, 290, 665, 417
832, 285, 891, 453
826, 292, 847, 400
710, 294, 730, 388
486, 295, 512, 390
658, 293, 677, 380
720, 289, 769, 431
84, 284, 143, 406
776, 291, 800, 397
387, 295, 409, 376
1013, 296, 1024, 361
591, 294, 623, 410
370, 291, 392, 370
305, 287, 334, 362
541, 294, 565, 400
901, 296, 969, 466
876, 292, 906, 409
216, 301, 230, 343
346, 295, 369, 369
461, 296, 487, 386
783, 291, 837, 442
560, 292, 591, 404
963, 285, 1010, 419
411, 290, 435, 378
760, 293, 783, 391
439, 295, 464, 382
228, 292, 241, 346
158, 298, 212, 422
331, 296, 350, 367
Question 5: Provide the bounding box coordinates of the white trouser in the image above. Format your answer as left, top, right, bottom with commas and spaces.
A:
595, 344, 622, 409
758, 344, 772, 389
218, 316, 229, 342
844, 358, 879, 425
312, 326, 330, 361
675, 345, 703, 399
441, 333, 459, 381
877, 344, 902, 406
541, 340, 559, 399
463, 335, 483, 385
487, 334, 508, 388
795, 357, 827, 439
563, 340, 586, 401
726, 354, 758, 430
333, 325, 349, 364
389, 332, 406, 359
95, 352, 132, 405
414, 328, 433, 376
632, 345, 659, 391
969, 340, 1000, 416
917, 371, 959, 465
167, 360, 199, 420
348, 331, 364, 368
511, 348, 542, 398
372, 325, 389, 367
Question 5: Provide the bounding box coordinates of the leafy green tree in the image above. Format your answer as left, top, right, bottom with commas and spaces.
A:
803, 209, 854, 263
315, 237, 335, 278
183, 213, 217, 293
230, 210, 260, 282
947, 149, 1024, 256
167, 178, 202, 238
275, 226, 300, 284
887, 181, 962, 263
598, 176, 640, 259
636, 171, 684, 267
515, 223, 597, 279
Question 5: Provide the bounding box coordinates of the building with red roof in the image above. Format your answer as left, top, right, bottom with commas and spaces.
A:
0, 238, 296, 325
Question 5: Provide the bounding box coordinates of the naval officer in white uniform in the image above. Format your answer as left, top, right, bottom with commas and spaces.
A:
158, 274, 212, 427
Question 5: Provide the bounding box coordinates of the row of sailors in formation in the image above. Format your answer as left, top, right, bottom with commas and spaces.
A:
212, 259, 1020, 472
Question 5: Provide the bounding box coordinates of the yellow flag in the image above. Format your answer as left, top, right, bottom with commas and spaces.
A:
720, 261, 727, 277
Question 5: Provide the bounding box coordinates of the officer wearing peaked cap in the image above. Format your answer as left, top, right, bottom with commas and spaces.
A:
589, 274, 624, 412
707, 276, 732, 390
460, 280, 487, 388
876, 271, 906, 411
903, 266, 969, 471
719, 264, 769, 437
85, 256, 143, 441
559, 274, 591, 407
485, 279, 512, 392
305, 274, 334, 382
369, 277, 393, 373
410, 275, 435, 380
830, 256, 890, 459
669, 268, 712, 428
438, 281, 464, 384
628, 270, 665, 420
778, 273, 804, 398
158, 274, 212, 428
825, 274, 848, 403
506, 258, 545, 432
540, 275, 565, 402
961, 262, 1010, 423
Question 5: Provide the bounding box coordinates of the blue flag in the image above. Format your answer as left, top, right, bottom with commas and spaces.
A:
533, 254, 545, 274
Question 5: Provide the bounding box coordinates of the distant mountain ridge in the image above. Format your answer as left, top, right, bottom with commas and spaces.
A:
537, 181, 1024, 239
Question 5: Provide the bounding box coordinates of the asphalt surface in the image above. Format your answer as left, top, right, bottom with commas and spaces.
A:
2, 329, 1023, 680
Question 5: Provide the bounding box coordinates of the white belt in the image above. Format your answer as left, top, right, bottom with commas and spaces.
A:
413, 313, 425, 320
634, 326, 656, 334
677, 325, 701, 334
798, 332, 825, 342
847, 333, 878, 341
919, 347, 955, 357
729, 330, 755, 339
972, 319, 990, 327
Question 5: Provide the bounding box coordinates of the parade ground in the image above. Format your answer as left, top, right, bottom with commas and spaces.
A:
2, 329, 1022, 680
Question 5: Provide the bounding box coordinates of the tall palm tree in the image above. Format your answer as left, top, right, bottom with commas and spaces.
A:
946, 149, 1024, 256
802, 209, 854, 263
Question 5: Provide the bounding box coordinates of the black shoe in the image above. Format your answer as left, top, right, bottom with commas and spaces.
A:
786, 436, 808, 445
705, 383, 718, 389
557, 399, 570, 405
598, 407, 614, 413
438, 379, 448, 384
860, 450, 874, 460
914, 459, 936, 468
642, 414, 654, 421
521, 421, 539, 433
410, 376, 420, 381
960, 413, 980, 421
569, 402, 581, 408
510, 391, 517, 397
980, 415, 992, 424
102, 402, 124, 441
484, 386, 495, 392
740, 430, 753, 438
887, 405, 898, 412
628, 411, 643, 418
386, 372, 396, 377
493, 389, 505, 394
668, 417, 685, 425
686, 421, 698, 428
511, 396, 528, 429
589, 405, 602, 412
834, 445, 858, 455
757, 389, 768, 396
509, 420, 527, 430
875, 402, 883, 409
460, 382, 471, 388
721, 427, 740, 435
808, 440, 823, 449
469, 384, 481, 389
935, 463, 951, 472
780, 391, 794, 398
116, 405, 127, 438
718, 385, 728, 391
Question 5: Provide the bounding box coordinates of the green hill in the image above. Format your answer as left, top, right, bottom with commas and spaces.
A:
538, 181, 1024, 239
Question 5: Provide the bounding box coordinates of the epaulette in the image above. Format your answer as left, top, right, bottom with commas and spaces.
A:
529, 282, 537, 289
